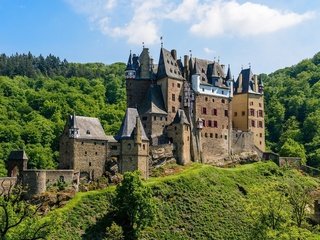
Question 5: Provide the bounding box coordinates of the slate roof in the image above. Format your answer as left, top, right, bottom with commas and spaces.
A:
8, 150, 28, 160
69, 115, 107, 140
139, 85, 167, 115
115, 108, 148, 141
157, 48, 184, 80
172, 109, 190, 125
234, 68, 257, 94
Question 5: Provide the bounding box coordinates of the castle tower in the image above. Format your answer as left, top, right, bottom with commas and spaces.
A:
116, 108, 149, 178
126, 48, 154, 108
167, 109, 191, 165
156, 48, 185, 123
59, 115, 108, 180
232, 68, 265, 152
6, 150, 28, 177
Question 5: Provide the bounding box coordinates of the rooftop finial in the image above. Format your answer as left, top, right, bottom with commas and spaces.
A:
160, 36, 163, 48
218, 56, 220, 63
248, 62, 251, 68
189, 50, 192, 58
142, 42, 145, 48
241, 65, 243, 70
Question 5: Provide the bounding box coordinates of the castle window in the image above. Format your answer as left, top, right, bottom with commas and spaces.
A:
174, 126, 177, 131
142, 116, 147, 121
154, 116, 157, 121
221, 99, 225, 103
187, 136, 190, 141
174, 70, 177, 74
102, 142, 105, 146
258, 110, 263, 117
86, 130, 90, 135
170, 68, 173, 73
202, 68, 205, 73
260, 141, 262, 145
202, 88, 205, 92
143, 144, 145, 150
94, 142, 96, 145
205, 97, 208, 101
208, 120, 212, 127
213, 121, 218, 128
95, 152, 98, 155
111, 145, 117, 150
165, 117, 168, 121
250, 109, 255, 116
234, 112, 237, 117
177, 83, 181, 88
205, 133, 208, 138
242, 111, 245, 116
259, 103, 262, 107
222, 90, 224, 95
251, 120, 256, 127
172, 106, 176, 113
81, 142, 84, 145
172, 94, 176, 101
212, 98, 215, 102
250, 101, 254, 106
258, 121, 263, 128
128, 143, 132, 150
210, 133, 213, 138
85, 151, 87, 155
172, 82, 174, 87
202, 107, 207, 115
225, 135, 227, 140
160, 117, 163, 121
212, 108, 217, 116
215, 133, 218, 138
89, 162, 91, 167
260, 133, 263, 138
224, 110, 228, 117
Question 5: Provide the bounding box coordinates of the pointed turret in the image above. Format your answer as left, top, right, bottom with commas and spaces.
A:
226, 64, 232, 81
125, 51, 136, 79
258, 77, 264, 94
68, 114, 79, 138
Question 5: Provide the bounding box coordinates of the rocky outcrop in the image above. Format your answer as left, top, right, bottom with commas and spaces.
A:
149, 144, 176, 169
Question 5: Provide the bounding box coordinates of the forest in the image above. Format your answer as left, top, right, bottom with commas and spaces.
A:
0, 51, 320, 175
264, 52, 320, 167
0, 53, 126, 175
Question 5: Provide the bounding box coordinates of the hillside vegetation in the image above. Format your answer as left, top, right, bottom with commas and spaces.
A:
0, 53, 127, 175
264, 52, 320, 167
47, 162, 320, 239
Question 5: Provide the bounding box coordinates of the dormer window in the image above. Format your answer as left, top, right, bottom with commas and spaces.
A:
86, 130, 90, 135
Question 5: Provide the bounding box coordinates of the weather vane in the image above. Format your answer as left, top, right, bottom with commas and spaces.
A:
160, 36, 163, 48
142, 42, 145, 48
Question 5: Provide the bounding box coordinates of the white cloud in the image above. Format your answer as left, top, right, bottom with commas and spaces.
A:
204, 47, 215, 54
66, 0, 315, 45
189, 1, 315, 37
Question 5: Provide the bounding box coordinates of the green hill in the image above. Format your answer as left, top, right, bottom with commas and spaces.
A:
47, 162, 320, 239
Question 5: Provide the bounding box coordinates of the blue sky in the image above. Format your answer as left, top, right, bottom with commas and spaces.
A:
0, 0, 319, 74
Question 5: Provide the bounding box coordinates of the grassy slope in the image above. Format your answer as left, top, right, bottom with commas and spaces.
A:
47, 162, 319, 239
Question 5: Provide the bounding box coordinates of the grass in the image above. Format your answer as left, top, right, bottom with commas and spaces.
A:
46, 161, 320, 239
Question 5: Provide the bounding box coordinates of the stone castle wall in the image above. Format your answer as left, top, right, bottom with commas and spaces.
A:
194, 94, 231, 162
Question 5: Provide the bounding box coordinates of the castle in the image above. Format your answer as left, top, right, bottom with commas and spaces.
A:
58, 46, 265, 179
2, 46, 265, 195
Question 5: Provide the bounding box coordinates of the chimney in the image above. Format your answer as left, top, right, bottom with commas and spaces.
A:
254, 75, 258, 93
238, 74, 243, 93
171, 49, 177, 60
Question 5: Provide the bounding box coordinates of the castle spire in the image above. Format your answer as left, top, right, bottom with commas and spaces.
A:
126, 50, 133, 70
226, 64, 232, 81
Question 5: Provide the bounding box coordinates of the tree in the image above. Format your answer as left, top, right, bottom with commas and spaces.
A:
113, 171, 156, 240
285, 179, 313, 227
279, 138, 306, 164
0, 181, 52, 240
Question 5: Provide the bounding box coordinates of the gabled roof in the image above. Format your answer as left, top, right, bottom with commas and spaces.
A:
234, 68, 256, 94
157, 48, 184, 80
68, 115, 107, 140
8, 150, 28, 161
172, 109, 190, 125
139, 85, 167, 115
115, 108, 148, 141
